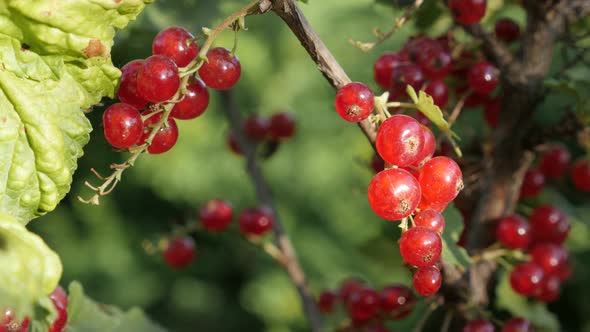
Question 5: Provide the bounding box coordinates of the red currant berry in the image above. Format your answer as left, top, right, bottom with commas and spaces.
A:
103, 103, 143, 149
374, 52, 407, 89
558, 260, 573, 281
539, 144, 570, 179
463, 319, 495, 332
117, 59, 149, 110
419, 156, 464, 205
1, 308, 29, 332
404, 36, 438, 63
139, 112, 179, 154
368, 168, 421, 220
48, 286, 68, 332
199, 199, 233, 232
412, 125, 436, 168
535, 275, 560, 302
495, 214, 531, 249
379, 284, 415, 319
501, 318, 533, 332
399, 227, 442, 267
417, 195, 448, 213
376, 115, 425, 166
335, 82, 375, 122
163, 236, 195, 269
137, 55, 180, 103
520, 168, 545, 199
425, 79, 449, 109
510, 262, 544, 296
418, 48, 452, 79
414, 209, 446, 234
468, 62, 499, 95
198, 47, 241, 90
412, 266, 442, 296
391, 63, 425, 96
227, 131, 242, 155
318, 290, 337, 314
170, 78, 209, 120
530, 243, 568, 276
269, 112, 296, 139
339, 278, 366, 304
347, 287, 380, 322
495, 18, 520, 43
152, 27, 198, 68
243, 114, 270, 141
483, 97, 501, 128
371, 153, 385, 173
530, 204, 570, 245
448, 0, 487, 25
239, 207, 274, 236
571, 158, 590, 192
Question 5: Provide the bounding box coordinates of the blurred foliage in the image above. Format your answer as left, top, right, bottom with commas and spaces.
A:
25, 0, 590, 331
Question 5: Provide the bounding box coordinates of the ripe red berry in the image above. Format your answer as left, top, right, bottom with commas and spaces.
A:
425, 79, 449, 109
501, 318, 533, 332
239, 207, 274, 236
530, 243, 568, 276
243, 114, 270, 141
412, 125, 436, 168
468, 62, 499, 95
139, 112, 179, 154
199, 199, 233, 232
390, 63, 425, 97
379, 284, 415, 319
318, 290, 338, 314
335, 82, 375, 122
414, 209, 446, 234
571, 158, 590, 192
483, 97, 501, 128
347, 287, 380, 322
170, 77, 209, 120
418, 48, 452, 79
404, 36, 438, 63
103, 103, 143, 149
412, 266, 442, 296
376, 115, 425, 167
495, 18, 520, 43
269, 112, 296, 139
448, 0, 487, 25
368, 168, 421, 220
419, 156, 464, 205
198, 47, 241, 90
417, 194, 448, 213
1, 308, 29, 332
117, 59, 149, 110
495, 214, 531, 249
227, 131, 242, 155
463, 319, 495, 332
539, 144, 570, 179
535, 275, 561, 302
374, 52, 406, 89
529, 205, 569, 245
48, 286, 68, 332
520, 168, 545, 198
399, 227, 442, 267
152, 27, 198, 68
371, 153, 385, 173
510, 262, 544, 296
339, 279, 366, 303
137, 55, 180, 103
163, 236, 195, 269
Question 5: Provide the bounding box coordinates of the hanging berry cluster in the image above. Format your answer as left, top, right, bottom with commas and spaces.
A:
227, 111, 297, 155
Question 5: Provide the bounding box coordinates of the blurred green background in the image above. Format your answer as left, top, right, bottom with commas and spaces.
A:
28, 0, 590, 331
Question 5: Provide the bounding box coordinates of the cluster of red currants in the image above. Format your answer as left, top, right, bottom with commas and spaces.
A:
227, 111, 297, 155
162, 199, 274, 269
1, 286, 67, 332
463, 317, 534, 332
496, 204, 572, 302
103, 26, 241, 153
317, 279, 416, 331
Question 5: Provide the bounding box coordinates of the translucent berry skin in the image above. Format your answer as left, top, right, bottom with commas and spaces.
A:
468, 62, 499, 95
318, 290, 338, 314
117, 59, 149, 110
535, 275, 561, 302
463, 319, 495, 332
335, 82, 375, 122
103, 103, 143, 149
239, 207, 274, 236
390, 63, 425, 97
399, 227, 442, 267
529, 205, 569, 245
448, 0, 487, 25
501, 318, 533, 332
199, 199, 233, 232
419, 156, 464, 205
347, 287, 380, 322
1, 308, 29, 332
198, 47, 241, 90
425, 79, 449, 109
495, 18, 520, 43
140, 112, 179, 154
414, 209, 445, 234
412, 125, 436, 168
379, 284, 415, 320
484, 97, 501, 128
137, 55, 180, 103
495, 214, 531, 249
510, 262, 544, 296
412, 266, 442, 296
571, 158, 590, 192
520, 168, 545, 198
417, 49, 452, 79
374, 52, 406, 89
243, 114, 270, 140
170, 78, 209, 120
530, 243, 568, 276
152, 27, 198, 67
163, 236, 195, 269
376, 115, 425, 167
269, 112, 296, 139
48, 286, 68, 332
539, 144, 570, 179
368, 168, 421, 221
339, 279, 366, 303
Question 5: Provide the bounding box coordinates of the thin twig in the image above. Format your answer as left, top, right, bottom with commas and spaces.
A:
440, 310, 454, 332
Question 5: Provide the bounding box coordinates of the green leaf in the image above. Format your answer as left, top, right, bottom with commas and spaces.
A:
0, 213, 61, 318
0, 0, 149, 224
67, 281, 167, 332
496, 271, 560, 332
414, 1, 445, 29
441, 204, 472, 269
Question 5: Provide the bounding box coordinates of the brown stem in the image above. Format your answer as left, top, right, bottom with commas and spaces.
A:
219, 90, 322, 332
